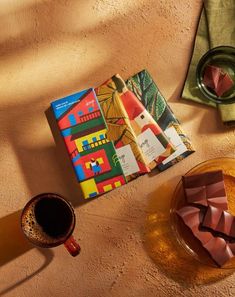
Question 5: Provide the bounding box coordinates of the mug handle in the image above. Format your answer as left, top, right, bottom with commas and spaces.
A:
64, 236, 81, 257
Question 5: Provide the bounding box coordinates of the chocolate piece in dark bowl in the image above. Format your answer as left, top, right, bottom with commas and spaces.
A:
203, 64, 234, 97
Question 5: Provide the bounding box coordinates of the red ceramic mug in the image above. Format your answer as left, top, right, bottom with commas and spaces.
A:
21, 193, 80, 256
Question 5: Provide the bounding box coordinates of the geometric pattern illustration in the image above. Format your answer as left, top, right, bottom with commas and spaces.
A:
126, 69, 195, 171
51, 88, 127, 199
95, 78, 151, 181
112, 74, 175, 166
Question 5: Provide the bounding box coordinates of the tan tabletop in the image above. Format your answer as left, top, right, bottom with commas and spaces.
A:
0, 1, 235, 296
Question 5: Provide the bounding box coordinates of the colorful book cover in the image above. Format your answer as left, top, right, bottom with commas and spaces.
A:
51, 88, 127, 199
126, 69, 195, 171
112, 74, 175, 168
95, 77, 151, 182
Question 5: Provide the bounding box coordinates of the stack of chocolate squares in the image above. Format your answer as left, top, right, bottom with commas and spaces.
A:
176, 170, 235, 267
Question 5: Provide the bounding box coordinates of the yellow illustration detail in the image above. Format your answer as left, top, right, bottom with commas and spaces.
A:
114, 181, 121, 188
103, 184, 112, 192
74, 128, 107, 152
80, 179, 98, 199
96, 157, 104, 164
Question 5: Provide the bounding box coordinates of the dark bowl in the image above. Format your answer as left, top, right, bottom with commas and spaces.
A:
196, 46, 235, 104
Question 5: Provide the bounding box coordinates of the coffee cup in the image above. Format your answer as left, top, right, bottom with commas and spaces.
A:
21, 193, 80, 256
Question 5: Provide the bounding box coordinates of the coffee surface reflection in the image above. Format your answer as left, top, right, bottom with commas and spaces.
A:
21, 193, 76, 248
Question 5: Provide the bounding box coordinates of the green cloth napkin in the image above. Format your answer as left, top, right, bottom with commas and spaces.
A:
182, 0, 235, 127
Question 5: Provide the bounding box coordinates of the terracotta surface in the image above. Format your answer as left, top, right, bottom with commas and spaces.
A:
1, 1, 235, 296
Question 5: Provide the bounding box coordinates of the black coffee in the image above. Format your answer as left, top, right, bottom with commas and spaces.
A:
34, 197, 73, 238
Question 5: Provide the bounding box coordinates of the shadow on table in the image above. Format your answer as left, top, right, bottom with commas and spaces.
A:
0, 210, 32, 268
0, 0, 185, 210
0, 210, 54, 296
143, 179, 235, 287
5, 106, 91, 210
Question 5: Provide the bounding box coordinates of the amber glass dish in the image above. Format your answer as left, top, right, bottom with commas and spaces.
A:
170, 157, 235, 269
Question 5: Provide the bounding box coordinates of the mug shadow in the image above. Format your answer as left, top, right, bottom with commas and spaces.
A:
0, 210, 32, 267
143, 178, 234, 287
0, 210, 54, 296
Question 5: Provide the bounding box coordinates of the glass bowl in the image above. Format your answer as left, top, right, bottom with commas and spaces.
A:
196, 46, 235, 104
170, 157, 235, 269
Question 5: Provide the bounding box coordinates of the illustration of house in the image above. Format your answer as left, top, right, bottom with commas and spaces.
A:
51, 88, 126, 199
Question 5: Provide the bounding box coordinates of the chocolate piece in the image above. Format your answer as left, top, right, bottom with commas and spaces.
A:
202, 205, 235, 239
207, 197, 228, 210
184, 186, 207, 206
195, 228, 214, 245
182, 171, 228, 210
203, 237, 233, 267
183, 170, 223, 187
206, 180, 226, 198
216, 72, 234, 97
203, 65, 221, 90
202, 205, 222, 230
176, 206, 213, 244
176, 206, 234, 267
203, 65, 234, 97
216, 211, 234, 236
176, 206, 201, 234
